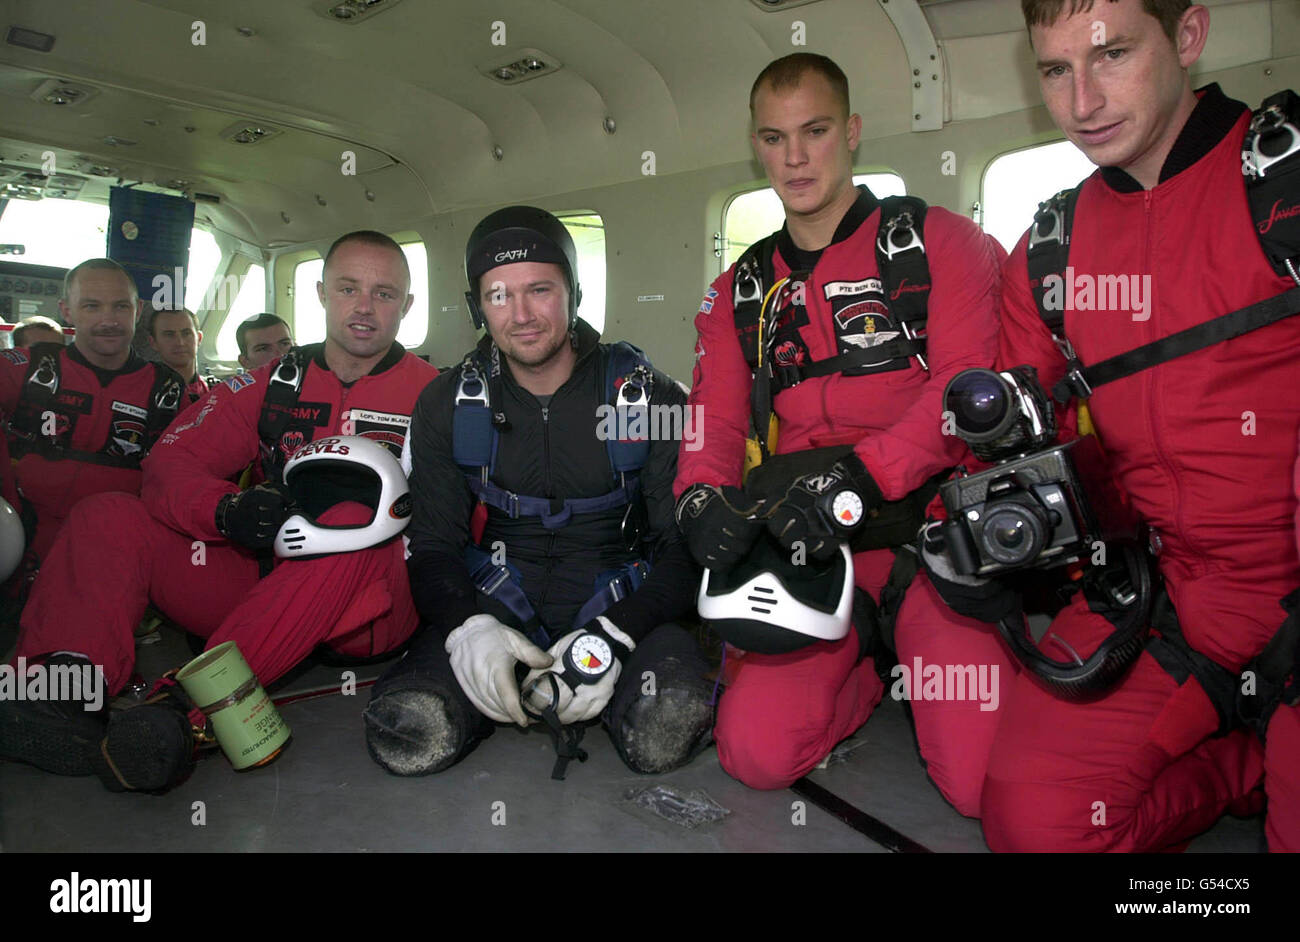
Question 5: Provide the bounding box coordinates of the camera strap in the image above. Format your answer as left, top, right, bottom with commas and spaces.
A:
1050, 285, 1300, 403
993, 543, 1154, 699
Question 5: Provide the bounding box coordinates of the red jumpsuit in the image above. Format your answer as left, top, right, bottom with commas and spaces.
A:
984, 85, 1300, 851
184, 373, 211, 404
15, 343, 437, 694
0, 343, 184, 564
676, 188, 1013, 808
1264, 434, 1300, 851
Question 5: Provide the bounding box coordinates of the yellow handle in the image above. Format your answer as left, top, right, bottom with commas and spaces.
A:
741, 414, 780, 484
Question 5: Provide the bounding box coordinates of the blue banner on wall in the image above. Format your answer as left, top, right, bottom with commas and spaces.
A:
107, 187, 196, 308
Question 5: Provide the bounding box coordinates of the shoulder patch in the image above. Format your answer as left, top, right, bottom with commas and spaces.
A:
223, 372, 256, 393
1, 349, 29, 366
698, 287, 718, 315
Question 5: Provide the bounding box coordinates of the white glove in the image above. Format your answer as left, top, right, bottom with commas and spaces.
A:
445, 614, 553, 726
521, 616, 636, 725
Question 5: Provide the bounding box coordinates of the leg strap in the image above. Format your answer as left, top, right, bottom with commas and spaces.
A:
1145, 591, 1241, 737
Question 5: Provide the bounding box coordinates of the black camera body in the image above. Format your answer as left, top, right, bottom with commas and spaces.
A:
939, 436, 1138, 576
939, 367, 1139, 577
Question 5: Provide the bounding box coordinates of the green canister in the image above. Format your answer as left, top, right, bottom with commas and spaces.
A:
176, 641, 291, 770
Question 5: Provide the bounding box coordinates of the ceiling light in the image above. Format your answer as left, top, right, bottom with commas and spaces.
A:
320, 0, 403, 24
747, 0, 827, 9
220, 121, 283, 145
1, 183, 43, 200
6, 26, 55, 52
481, 49, 561, 85
32, 79, 99, 108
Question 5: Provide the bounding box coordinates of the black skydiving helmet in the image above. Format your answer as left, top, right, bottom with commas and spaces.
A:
463, 205, 583, 331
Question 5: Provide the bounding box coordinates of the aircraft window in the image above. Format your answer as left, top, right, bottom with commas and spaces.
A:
184, 228, 224, 313
720, 173, 905, 270
293, 256, 325, 345
215, 263, 266, 360
981, 140, 1095, 252
0, 197, 110, 270
557, 213, 606, 335
290, 240, 429, 350
1, 197, 236, 329
396, 242, 429, 349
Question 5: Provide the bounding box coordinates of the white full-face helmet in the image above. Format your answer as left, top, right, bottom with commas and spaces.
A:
274, 435, 411, 559
696, 533, 854, 654
0, 497, 26, 582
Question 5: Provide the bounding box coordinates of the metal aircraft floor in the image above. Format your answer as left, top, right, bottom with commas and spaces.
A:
0, 624, 1266, 853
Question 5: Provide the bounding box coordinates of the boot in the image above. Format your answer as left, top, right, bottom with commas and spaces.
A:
93, 673, 215, 793
0, 653, 106, 775
364, 630, 493, 776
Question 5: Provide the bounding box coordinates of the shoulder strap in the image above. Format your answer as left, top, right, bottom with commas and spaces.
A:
452, 347, 496, 477
731, 234, 780, 370
733, 206, 936, 463
786, 197, 935, 380
8, 347, 61, 440
1244, 89, 1300, 284
142, 363, 185, 450
874, 195, 932, 342
1026, 184, 1084, 338
257, 346, 308, 480
604, 341, 653, 477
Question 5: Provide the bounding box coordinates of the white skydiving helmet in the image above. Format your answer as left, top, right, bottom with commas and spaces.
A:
696, 532, 855, 655
0, 497, 26, 582
274, 435, 412, 559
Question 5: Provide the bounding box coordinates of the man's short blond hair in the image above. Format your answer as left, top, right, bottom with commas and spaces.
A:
750, 53, 851, 119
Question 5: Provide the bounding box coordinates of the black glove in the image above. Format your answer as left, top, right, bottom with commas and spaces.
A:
918, 521, 1022, 624
766, 453, 883, 560
215, 483, 295, 551
675, 483, 765, 572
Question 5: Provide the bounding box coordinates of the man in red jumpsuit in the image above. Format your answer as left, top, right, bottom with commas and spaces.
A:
0, 230, 438, 793
147, 307, 210, 403
673, 53, 1011, 810
964, 0, 1300, 851
0, 258, 186, 567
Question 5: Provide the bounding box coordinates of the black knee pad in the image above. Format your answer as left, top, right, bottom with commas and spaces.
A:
364, 628, 492, 776
607, 623, 715, 774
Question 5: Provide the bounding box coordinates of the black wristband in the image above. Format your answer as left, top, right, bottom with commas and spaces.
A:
214, 493, 236, 537
585, 620, 633, 663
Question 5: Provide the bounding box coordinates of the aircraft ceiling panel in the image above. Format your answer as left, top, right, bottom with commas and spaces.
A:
1, 0, 1290, 245
1279, 0, 1300, 59
944, 31, 1040, 122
